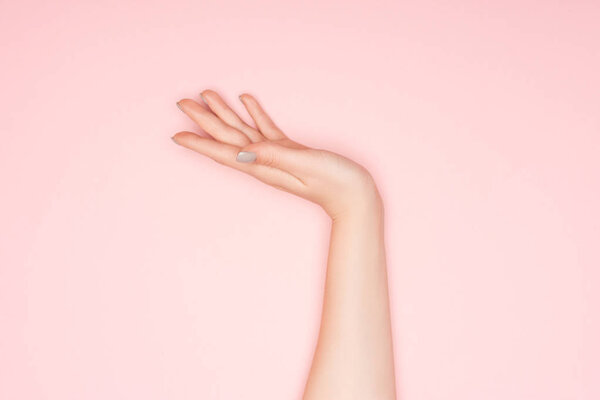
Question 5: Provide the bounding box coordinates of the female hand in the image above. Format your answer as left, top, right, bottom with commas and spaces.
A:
172, 90, 383, 220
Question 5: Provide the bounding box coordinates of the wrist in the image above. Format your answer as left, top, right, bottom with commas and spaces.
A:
329, 185, 384, 223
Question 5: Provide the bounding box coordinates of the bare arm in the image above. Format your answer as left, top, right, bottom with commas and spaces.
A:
171, 90, 397, 400
303, 190, 396, 400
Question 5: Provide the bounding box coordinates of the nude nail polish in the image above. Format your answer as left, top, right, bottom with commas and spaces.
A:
236, 151, 256, 163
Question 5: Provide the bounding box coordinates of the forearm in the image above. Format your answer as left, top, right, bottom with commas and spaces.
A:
303, 190, 397, 400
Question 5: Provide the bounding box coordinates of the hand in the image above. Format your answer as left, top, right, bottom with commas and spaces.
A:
171, 90, 383, 220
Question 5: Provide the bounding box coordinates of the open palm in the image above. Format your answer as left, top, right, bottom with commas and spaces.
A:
172, 90, 382, 219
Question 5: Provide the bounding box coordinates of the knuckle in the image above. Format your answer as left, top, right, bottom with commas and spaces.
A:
231, 131, 252, 147
261, 152, 278, 167
260, 143, 281, 167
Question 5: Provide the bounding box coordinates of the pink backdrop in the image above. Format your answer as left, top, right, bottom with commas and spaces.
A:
1, 1, 598, 399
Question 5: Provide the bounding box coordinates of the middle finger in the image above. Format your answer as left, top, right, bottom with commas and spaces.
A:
177, 99, 251, 147
200, 89, 266, 143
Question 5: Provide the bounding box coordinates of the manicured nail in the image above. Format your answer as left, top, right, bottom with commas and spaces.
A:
171, 136, 178, 143
236, 151, 256, 163
238, 94, 244, 102
176, 102, 183, 112
200, 92, 206, 103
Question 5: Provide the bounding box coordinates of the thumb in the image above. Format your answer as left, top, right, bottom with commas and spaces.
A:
235, 141, 307, 173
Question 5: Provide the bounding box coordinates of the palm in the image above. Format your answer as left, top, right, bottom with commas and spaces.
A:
172, 90, 380, 219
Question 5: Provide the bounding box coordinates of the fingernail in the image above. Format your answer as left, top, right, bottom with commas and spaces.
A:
171, 136, 178, 143
236, 151, 256, 163
200, 92, 206, 103
176, 102, 183, 112
238, 94, 244, 102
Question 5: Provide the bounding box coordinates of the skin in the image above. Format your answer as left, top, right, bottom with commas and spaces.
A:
172, 90, 397, 400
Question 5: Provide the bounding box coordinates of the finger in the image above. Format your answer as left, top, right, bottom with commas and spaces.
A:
236, 140, 315, 178
239, 93, 287, 140
177, 99, 251, 147
172, 131, 306, 194
200, 89, 265, 143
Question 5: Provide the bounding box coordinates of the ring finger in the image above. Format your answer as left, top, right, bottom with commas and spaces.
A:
200, 89, 266, 143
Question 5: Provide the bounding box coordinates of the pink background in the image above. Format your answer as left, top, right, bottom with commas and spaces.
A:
1, 1, 598, 399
